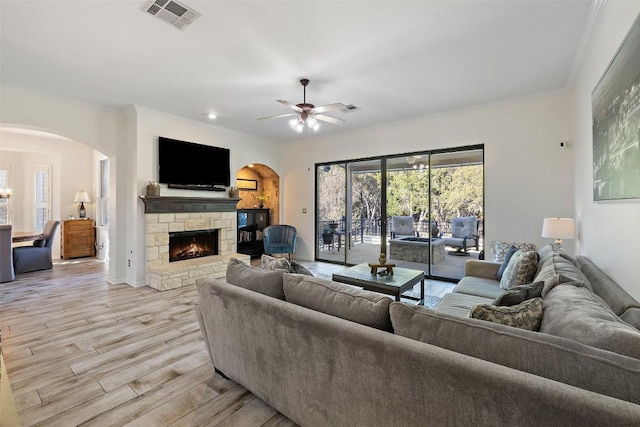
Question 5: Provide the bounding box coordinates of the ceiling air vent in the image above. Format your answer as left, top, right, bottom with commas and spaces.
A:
340, 104, 359, 113
144, 0, 201, 30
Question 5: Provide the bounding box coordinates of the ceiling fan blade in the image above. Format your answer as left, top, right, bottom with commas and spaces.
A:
277, 100, 302, 113
315, 114, 345, 125
257, 112, 297, 121
311, 103, 345, 114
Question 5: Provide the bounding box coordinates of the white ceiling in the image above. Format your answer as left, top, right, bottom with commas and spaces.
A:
0, 0, 595, 142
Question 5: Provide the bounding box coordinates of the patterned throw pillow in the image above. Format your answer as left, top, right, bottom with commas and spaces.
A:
499, 250, 539, 289
469, 297, 543, 331
491, 241, 537, 262
261, 254, 291, 271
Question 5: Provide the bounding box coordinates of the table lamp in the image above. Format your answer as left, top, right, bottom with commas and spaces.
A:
74, 191, 91, 219
541, 217, 575, 249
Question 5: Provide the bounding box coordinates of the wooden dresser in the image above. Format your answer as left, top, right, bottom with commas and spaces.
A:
61, 219, 96, 259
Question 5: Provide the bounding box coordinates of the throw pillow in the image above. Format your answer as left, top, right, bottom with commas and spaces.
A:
288, 260, 314, 276
260, 254, 291, 271
496, 245, 519, 281
469, 297, 543, 331
491, 241, 537, 262
260, 254, 313, 276
226, 257, 286, 299
493, 281, 544, 306
499, 250, 539, 289
33, 239, 47, 247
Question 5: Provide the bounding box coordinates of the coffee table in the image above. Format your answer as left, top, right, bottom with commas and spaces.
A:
332, 263, 425, 304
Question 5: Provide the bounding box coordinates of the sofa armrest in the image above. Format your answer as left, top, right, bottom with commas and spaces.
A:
464, 260, 501, 280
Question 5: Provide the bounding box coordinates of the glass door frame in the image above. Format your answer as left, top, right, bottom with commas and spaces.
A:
315, 144, 484, 282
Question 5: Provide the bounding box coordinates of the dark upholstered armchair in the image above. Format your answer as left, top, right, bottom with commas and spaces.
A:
13, 220, 60, 274
443, 216, 479, 255
1, 224, 15, 282
263, 225, 297, 260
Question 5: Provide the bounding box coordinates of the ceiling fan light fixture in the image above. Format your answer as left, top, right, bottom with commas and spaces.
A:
312, 122, 320, 131
306, 116, 317, 127
295, 122, 304, 133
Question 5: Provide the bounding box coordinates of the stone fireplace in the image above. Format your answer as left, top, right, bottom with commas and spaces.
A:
141, 196, 249, 291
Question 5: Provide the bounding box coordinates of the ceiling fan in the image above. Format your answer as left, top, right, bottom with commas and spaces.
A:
258, 79, 345, 133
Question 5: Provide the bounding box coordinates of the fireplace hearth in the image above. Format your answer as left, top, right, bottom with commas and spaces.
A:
169, 229, 219, 262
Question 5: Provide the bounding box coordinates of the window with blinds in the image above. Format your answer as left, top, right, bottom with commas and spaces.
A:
33, 166, 51, 233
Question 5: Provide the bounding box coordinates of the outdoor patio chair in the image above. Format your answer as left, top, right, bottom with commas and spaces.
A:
390, 216, 417, 239
443, 216, 479, 255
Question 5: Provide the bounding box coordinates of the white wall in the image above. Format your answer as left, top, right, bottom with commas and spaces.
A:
571, 2, 640, 300
282, 93, 574, 262
1, 85, 126, 282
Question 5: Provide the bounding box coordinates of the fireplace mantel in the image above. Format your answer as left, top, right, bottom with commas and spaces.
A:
140, 196, 240, 213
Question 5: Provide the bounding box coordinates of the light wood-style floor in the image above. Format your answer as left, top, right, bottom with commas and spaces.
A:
1, 259, 297, 426
1, 258, 455, 426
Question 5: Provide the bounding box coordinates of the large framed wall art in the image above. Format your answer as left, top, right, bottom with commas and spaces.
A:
592, 14, 640, 201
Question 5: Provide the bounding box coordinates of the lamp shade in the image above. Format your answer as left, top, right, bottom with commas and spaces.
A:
541, 217, 575, 239
74, 191, 91, 203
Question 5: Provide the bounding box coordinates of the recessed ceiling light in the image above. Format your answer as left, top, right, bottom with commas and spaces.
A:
207, 113, 217, 120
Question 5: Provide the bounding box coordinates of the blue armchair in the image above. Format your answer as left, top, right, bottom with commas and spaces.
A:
263, 225, 297, 260
13, 220, 60, 274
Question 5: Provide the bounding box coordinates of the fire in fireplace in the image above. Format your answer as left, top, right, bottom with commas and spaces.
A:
169, 229, 219, 262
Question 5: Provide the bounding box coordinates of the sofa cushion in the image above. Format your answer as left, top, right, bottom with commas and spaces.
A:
493, 281, 544, 306
452, 277, 505, 299
390, 302, 640, 404
490, 241, 536, 262
434, 292, 494, 318
540, 284, 640, 359
533, 250, 592, 297
577, 256, 640, 316
499, 250, 538, 289
283, 273, 392, 331
226, 257, 286, 300
621, 308, 640, 330
495, 245, 518, 281
469, 297, 543, 331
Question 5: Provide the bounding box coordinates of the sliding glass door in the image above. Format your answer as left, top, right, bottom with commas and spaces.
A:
316, 145, 483, 281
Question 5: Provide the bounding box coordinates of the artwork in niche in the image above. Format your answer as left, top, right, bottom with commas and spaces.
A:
237, 178, 258, 191
592, 15, 640, 201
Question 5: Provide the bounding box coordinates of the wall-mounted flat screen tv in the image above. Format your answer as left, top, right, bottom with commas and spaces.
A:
158, 137, 230, 188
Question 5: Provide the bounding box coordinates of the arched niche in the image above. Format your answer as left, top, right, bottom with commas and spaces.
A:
236, 164, 280, 225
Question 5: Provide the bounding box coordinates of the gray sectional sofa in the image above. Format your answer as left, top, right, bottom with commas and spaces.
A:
195, 250, 640, 426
